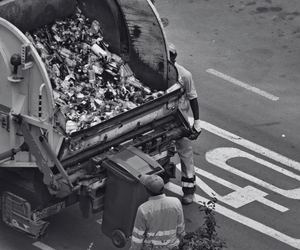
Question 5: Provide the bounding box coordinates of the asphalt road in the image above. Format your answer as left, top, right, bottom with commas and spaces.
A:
1, 0, 300, 250
156, 0, 300, 250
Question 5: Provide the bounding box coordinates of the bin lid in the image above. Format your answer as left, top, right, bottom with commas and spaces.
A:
103, 146, 164, 181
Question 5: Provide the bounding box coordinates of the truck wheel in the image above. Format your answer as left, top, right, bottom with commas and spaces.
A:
112, 230, 126, 248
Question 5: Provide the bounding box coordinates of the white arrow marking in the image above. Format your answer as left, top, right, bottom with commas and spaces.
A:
165, 182, 300, 249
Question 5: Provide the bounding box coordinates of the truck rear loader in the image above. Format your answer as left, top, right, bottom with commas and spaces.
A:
0, 0, 196, 247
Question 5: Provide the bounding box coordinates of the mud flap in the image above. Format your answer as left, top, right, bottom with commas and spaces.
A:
2, 192, 49, 239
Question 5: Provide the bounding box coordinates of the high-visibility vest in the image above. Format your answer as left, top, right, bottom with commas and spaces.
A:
130, 194, 185, 250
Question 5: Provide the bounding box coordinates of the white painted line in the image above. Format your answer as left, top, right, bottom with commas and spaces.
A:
201, 120, 300, 172
165, 182, 300, 249
206, 68, 279, 101
206, 147, 300, 199
197, 120, 300, 201
33, 242, 56, 250
191, 166, 289, 212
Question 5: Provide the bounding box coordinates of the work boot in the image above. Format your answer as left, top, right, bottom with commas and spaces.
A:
182, 194, 194, 205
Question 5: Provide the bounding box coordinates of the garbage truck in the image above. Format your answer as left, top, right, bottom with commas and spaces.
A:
0, 0, 198, 247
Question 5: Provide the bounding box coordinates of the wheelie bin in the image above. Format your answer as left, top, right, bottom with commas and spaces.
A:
101, 146, 164, 248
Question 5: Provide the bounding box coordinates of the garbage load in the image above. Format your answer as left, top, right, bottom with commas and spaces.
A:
26, 7, 163, 134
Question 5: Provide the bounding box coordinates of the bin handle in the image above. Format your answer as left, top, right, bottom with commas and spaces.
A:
104, 146, 165, 183
105, 162, 137, 183
110, 157, 141, 181
126, 146, 164, 174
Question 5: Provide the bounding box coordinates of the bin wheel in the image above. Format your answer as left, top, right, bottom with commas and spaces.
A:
112, 230, 126, 248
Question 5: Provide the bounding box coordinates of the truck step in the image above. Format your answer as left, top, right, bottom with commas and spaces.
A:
2, 192, 49, 239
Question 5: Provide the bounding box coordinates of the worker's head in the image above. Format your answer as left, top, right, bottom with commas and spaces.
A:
140, 174, 164, 195
168, 43, 177, 64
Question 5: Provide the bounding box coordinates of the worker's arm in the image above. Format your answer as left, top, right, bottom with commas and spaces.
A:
177, 63, 201, 138
190, 98, 199, 120
190, 98, 201, 133
189, 98, 201, 138
190, 98, 200, 129
181, 67, 200, 133
130, 209, 146, 250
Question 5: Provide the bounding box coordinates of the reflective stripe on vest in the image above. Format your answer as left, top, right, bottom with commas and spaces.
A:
131, 235, 144, 244
147, 229, 176, 237
144, 238, 172, 246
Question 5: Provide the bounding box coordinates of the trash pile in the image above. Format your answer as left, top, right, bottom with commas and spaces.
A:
26, 7, 163, 134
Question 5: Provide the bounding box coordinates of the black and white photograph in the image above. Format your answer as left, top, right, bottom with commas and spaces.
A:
0, 0, 299, 249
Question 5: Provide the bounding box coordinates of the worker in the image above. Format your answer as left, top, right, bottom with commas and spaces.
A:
129, 174, 185, 250
169, 43, 201, 205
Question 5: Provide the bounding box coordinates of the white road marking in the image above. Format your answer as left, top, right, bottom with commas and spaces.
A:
201, 120, 300, 172
176, 120, 300, 248
206, 68, 280, 101
33, 242, 56, 250
190, 166, 288, 212
165, 182, 300, 249
206, 147, 300, 199
219, 186, 273, 208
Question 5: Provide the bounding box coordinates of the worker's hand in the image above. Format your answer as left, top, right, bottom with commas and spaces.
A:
189, 119, 201, 140
193, 119, 201, 133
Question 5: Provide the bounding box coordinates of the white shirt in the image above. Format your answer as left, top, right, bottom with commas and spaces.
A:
175, 63, 198, 114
